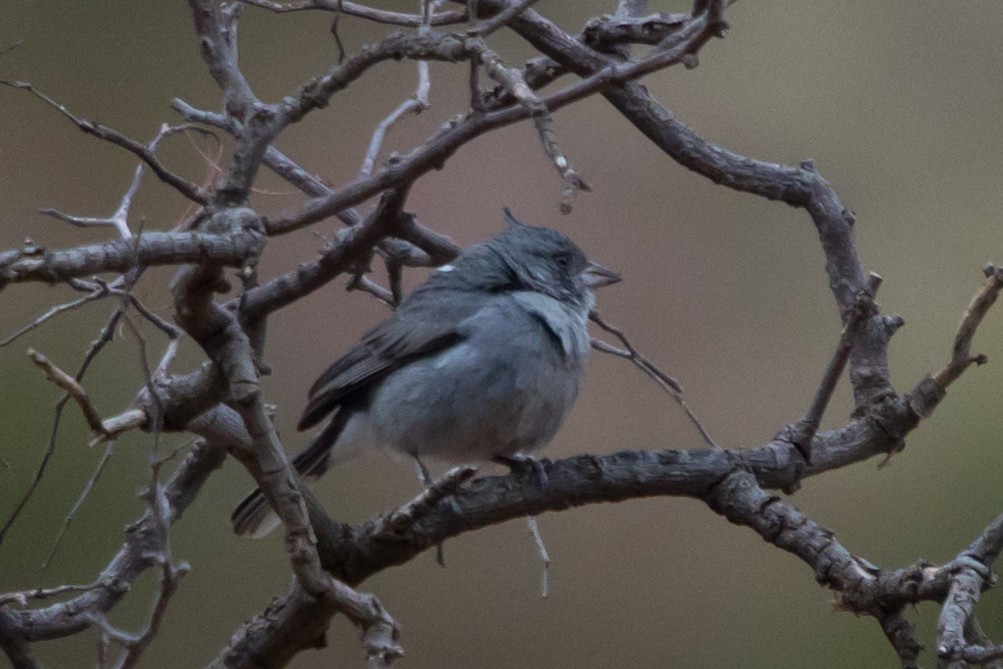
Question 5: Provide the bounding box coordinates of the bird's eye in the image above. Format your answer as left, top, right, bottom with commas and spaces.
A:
554, 253, 571, 267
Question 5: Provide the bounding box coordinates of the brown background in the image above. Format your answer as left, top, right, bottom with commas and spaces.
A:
2, 1, 1003, 667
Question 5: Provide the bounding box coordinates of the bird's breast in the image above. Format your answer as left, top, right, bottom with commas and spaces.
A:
365, 293, 588, 462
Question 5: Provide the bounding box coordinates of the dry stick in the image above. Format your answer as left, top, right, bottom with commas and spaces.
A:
934, 263, 1003, 389
960, 617, 1003, 669
111, 475, 189, 669
792, 273, 882, 459
0, 81, 208, 204
385, 258, 404, 307
46, 259, 176, 568
588, 311, 719, 448
240, 0, 467, 26
0, 582, 102, 608
475, 42, 589, 213
27, 350, 111, 438
88, 410, 149, 447
2, 218, 155, 550
358, 60, 430, 177
39, 123, 196, 238
526, 516, 550, 599
0, 305, 126, 547
42, 442, 115, 570
330, 0, 347, 64
468, 0, 540, 38
347, 274, 395, 308
0, 288, 111, 347
163, 199, 400, 663
104, 316, 184, 669
266, 9, 714, 235
936, 511, 1003, 666
615, 0, 649, 19
77, 467, 189, 669
372, 465, 478, 537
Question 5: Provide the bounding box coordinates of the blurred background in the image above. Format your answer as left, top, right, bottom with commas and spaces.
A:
2, 1, 1003, 667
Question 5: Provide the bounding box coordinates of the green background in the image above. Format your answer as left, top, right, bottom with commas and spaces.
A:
2, 1, 1003, 667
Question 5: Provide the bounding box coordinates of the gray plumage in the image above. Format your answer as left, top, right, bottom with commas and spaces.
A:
232, 210, 619, 537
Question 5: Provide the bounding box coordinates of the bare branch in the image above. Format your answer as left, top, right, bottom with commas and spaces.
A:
472, 38, 589, 212
42, 442, 115, 570
0, 81, 209, 204
359, 61, 431, 177
370, 465, 478, 537
267, 12, 719, 234
0, 287, 111, 348
0, 583, 102, 608
468, 0, 540, 38
27, 349, 111, 438
240, 0, 466, 25
0, 440, 225, 646
0, 231, 264, 288
934, 263, 1002, 389
347, 274, 395, 308
589, 311, 720, 449
780, 273, 882, 462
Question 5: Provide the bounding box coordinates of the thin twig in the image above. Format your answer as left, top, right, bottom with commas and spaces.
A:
934, 263, 1003, 389
240, 0, 466, 26
39, 123, 197, 238
0, 288, 111, 348
798, 273, 881, 442
372, 465, 478, 537
468, 0, 540, 38
526, 516, 550, 598
347, 274, 395, 308
0, 304, 126, 547
330, 0, 346, 63
27, 349, 111, 438
358, 61, 430, 177
43, 442, 115, 569
0, 81, 209, 204
589, 311, 719, 448
0, 582, 102, 607
473, 40, 590, 212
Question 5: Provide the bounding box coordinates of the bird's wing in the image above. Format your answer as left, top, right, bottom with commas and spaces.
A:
297, 288, 488, 431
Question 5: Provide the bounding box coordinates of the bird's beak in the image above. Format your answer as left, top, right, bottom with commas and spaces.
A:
580, 261, 621, 288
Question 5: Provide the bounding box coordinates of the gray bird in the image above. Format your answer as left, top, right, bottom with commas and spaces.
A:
232, 210, 620, 537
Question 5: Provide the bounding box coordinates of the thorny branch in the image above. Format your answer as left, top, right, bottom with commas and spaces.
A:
2, 1, 1002, 668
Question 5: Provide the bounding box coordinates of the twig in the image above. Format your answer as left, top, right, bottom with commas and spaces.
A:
0, 81, 209, 204
358, 61, 431, 177
27, 349, 111, 438
267, 12, 715, 234
787, 273, 881, 460
347, 274, 395, 308
88, 410, 149, 447
526, 516, 550, 598
371, 465, 478, 537
933, 263, 1003, 389
330, 0, 347, 63
0, 582, 102, 607
43, 442, 115, 569
39, 123, 198, 238
0, 287, 111, 348
240, 0, 466, 26
472, 40, 589, 212
589, 311, 719, 448
468, 0, 539, 38
0, 304, 126, 548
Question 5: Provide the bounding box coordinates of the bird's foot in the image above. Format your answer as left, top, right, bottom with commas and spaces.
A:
492, 454, 550, 490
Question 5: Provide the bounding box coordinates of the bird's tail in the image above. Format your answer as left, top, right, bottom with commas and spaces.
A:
230, 412, 351, 538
